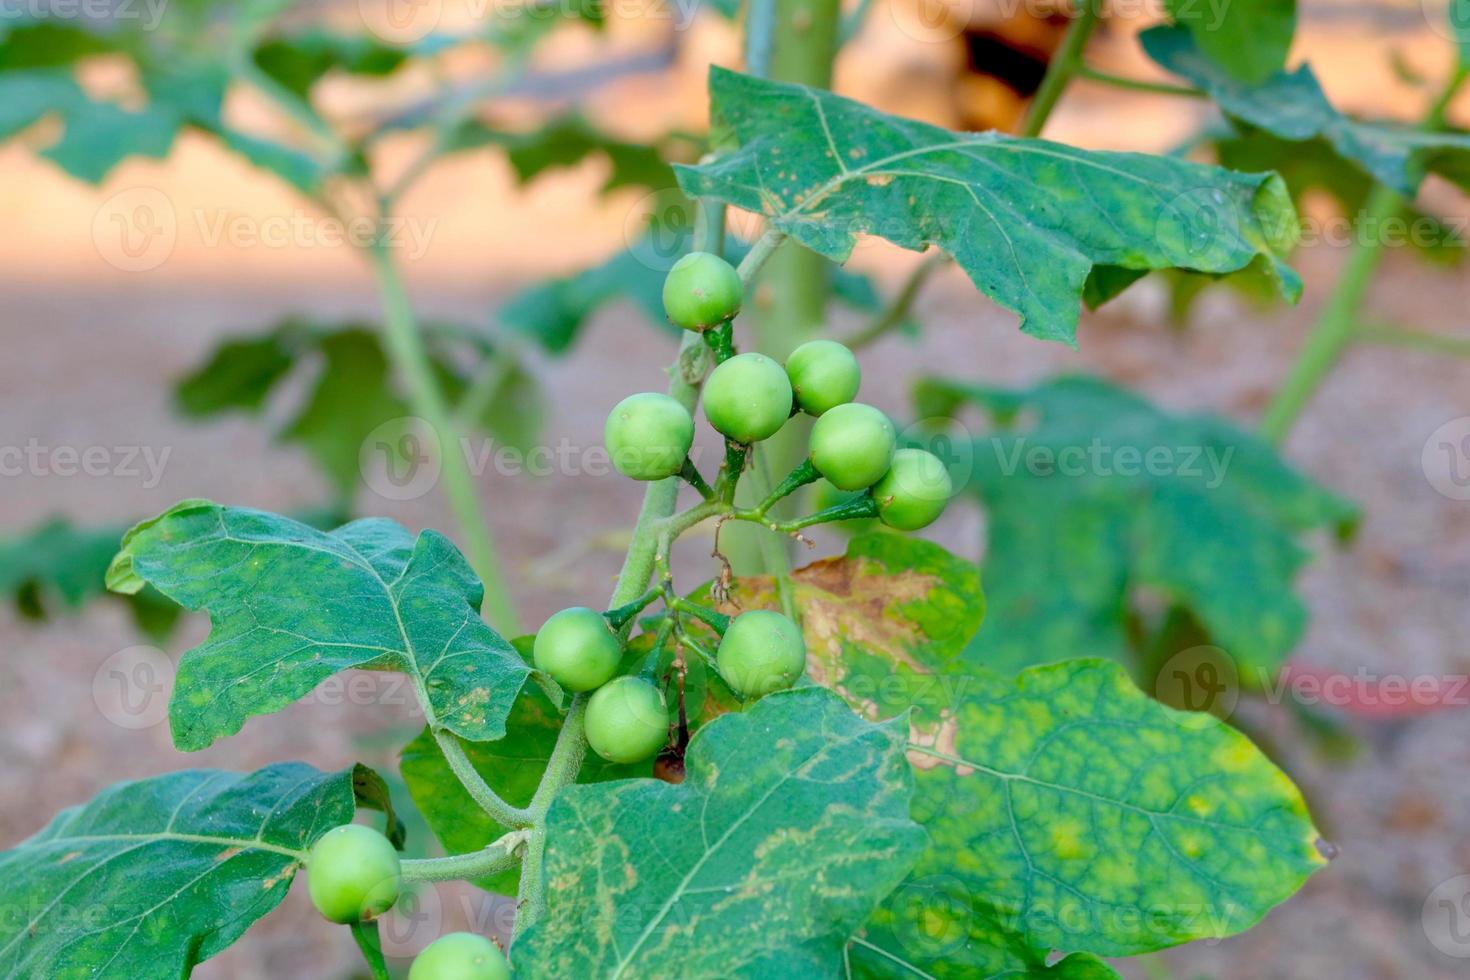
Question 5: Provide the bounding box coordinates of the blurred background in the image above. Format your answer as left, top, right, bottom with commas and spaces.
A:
1, 0, 1468, 976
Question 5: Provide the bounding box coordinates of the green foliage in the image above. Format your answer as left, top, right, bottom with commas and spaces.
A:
678, 68, 1303, 346
447, 113, 680, 194
917, 375, 1356, 683
854, 659, 1327, 974
515, 687, 926, 976
0, 517, 182, 639
106, 501, 532, 750
175, 319, 543, 497
0, 762, 370, 977
1144, 26, 1470, 198
1164, 0, 1295, 85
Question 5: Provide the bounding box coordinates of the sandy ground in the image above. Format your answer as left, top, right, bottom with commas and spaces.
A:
2, 5, 1469, 978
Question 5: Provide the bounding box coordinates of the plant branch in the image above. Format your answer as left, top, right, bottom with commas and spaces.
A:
840, 251, 948, 350
1019, 0, 1103, 138
1357, 324, 1470, 358
433, 729, 534, 827
368, 241, 522, 633
736, 228, 787, 284
1074, 66, 1205, 99
350, 921, 391, 980
401, 829, 530, 882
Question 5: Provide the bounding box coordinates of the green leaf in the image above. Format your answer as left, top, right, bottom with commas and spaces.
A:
106, 501, 532, 750
252, 29, 409, 99
515, 687, 926, 976
1165, 0, 1294, 84
281, 329, 408, 496
677, 67, 1301, 346
855, 659, 1327, 970
220, 129, 329, 194
400, 640, 649, 894
175, 320, 539, 497
683, 533, 985, 724
0, 517, 182, 640
1143, 25, 1470, 198
917, 375, 1355, 682
0, 762, 363, 977
448, 114, 678, 194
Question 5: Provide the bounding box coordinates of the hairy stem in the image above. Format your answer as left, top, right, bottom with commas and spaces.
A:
433, 729, 534, 827
1074, 66, 1204, 99
369, 241, 522, 633
400, 829, 529, 882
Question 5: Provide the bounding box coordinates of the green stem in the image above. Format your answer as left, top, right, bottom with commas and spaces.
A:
1019, 0, 1102, 138
433, 730, 534, 827
1259, 184, 1400, 444
679, 457, 716, 500
400, 829, 529, 882
604, 588, 662, 631
368, 241, 522, 633
1074, 66, 1204, 99
841, 252, 948, 350
350, 921, 391, 980
1357, 325, 1470, 358
754, 458, 821, 515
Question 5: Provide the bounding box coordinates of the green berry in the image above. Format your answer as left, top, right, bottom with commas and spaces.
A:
605, 392, 694, 481
716, 610, 806, 699
408, 932, 510, 980
307, 824, 401, 924
785, 340, 861, 416
809, 403, 896, 491
873, 448, 952, 530
533, 607, 621, 692
662, 251, 743, 331
586, 676, 669, 764
703, 352, 794, 444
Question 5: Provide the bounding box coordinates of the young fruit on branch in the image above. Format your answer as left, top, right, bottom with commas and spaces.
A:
604, 392, 695, 481
873, 448, 953, 530
662, 251, 744, 331
703, 352, 794, 444
786, 339, 861, 416
306, 825, 401, 924
717, 610, 807, 698
409, 932, 511, 980
533, 607, 622, 693
585, 675, 670, 764
809, 403, 896, 491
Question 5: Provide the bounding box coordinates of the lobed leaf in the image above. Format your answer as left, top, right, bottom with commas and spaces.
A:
106, 501, 532, 750
0, 762, 366, 977
918, 375, 1356, 683
515, 687, 926, 976
677, 67, 1302, 346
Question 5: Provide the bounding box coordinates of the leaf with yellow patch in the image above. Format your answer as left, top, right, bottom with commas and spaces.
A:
851, 659, 1328, 977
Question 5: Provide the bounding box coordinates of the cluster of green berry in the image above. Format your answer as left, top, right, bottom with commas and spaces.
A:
606, 251, 954, 532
